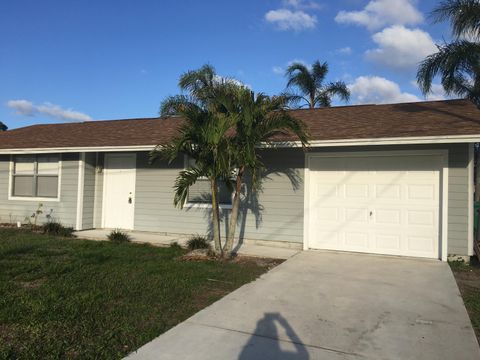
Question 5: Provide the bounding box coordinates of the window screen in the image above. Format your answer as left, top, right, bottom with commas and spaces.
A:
12, 155, 60, 198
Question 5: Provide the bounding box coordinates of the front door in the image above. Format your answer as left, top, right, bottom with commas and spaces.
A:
103, 153, 136, 230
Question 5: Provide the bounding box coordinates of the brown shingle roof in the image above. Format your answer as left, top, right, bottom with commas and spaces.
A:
0, 99, 479, 150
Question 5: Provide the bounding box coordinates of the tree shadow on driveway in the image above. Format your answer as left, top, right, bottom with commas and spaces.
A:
238, 312, 309, 360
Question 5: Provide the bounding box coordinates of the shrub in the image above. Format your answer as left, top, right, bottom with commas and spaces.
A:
170, 241, 183, 250
186, 235, 211, 251
43, 221, 74, 237
107, 229, 131, 243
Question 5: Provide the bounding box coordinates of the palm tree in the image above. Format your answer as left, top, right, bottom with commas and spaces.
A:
157, 65, 310, 255
417, 1, 480, 202
417, 0, 480, 105
151, 96, 234, 255
285, 60, 350, 108
0, 122, 7, 131
219, 88, 309, 252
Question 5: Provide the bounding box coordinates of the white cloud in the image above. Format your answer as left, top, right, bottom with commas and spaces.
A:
336, 46, 352, 55
425, 84, 448, 101
410, 80, 448, 101
265, 9, 317, 31
335, 0, 423, 31
272, 66, 284, 75
348, 76, 419, 104
272, 59, 309, 76
365, 26, 437, 69
7, 99, 92, 122
283, 0, 322, 10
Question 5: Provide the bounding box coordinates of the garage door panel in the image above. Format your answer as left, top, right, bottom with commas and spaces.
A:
345, 183, 369, 198
375, 234, 401, 251
308, 154, 441, 259
375, 184, 401, 199
374, 209, 401, 224
345, 208, 369, 223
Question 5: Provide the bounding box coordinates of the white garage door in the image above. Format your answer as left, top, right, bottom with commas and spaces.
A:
307, 153, 442, 259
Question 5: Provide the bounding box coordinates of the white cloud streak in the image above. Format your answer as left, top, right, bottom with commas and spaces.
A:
265, 9, 317, 31
7, 99, 92, 122
335, 0, 423, 31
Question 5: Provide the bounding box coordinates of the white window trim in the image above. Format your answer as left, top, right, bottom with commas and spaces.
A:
183, 155, 233, 209
303, 149, 449, 261
8, 154, 62, 202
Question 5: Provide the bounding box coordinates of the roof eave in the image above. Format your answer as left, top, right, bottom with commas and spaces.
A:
0, 134, 478, 154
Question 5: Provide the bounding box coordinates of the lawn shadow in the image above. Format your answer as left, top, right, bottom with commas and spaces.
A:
238, 312, 309, 360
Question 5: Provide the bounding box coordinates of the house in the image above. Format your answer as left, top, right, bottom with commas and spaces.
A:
0, 99, 479, 261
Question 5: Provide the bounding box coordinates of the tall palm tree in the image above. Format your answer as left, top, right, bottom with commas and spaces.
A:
285, 60, 350, 108
417, 1, 480, 202
218, 88, 309, 252
151, 97, 234, 255
417, 0, 480, 105
158, 65, 310, 255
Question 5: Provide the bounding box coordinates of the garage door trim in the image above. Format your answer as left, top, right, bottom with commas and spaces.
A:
303, 149, 449, 261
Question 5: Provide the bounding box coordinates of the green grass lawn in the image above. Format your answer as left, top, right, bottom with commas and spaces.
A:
450, 260, 480, 344
0, 229, 278, 359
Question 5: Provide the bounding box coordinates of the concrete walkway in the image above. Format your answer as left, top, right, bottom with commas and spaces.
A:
126, 251, 480, 360
74, 229, 299, 260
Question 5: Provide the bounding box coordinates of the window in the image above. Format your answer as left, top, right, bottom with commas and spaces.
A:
185, 157, 232, 206
12, 155, 60, 198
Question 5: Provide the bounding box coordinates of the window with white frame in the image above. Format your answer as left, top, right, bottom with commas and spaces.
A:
12, 155, 60, 198
185, 157, 232, 205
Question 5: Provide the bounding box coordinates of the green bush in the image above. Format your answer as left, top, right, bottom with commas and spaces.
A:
107, 229, 131, 243
186, 235, 211, 251
170, 241, 183, 250
43, 221, 74, 237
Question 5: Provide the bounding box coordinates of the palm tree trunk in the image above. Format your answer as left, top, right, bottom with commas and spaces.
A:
224, 166, 245, 253
210, 177, 223, 256
309, 94, 315, 109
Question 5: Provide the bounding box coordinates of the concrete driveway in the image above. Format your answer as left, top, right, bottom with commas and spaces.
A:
126, 251, 480, 359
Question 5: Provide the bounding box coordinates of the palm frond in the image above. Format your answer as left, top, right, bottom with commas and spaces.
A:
431, 0, 480, 39
417, 40, 480, 95
311, 61, 328, 88
285, 62, 316, 98
324, 81, 351, 102
173, 167, 204, 208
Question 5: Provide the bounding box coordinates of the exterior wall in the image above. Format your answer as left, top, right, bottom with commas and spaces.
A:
132, 150, 304, 243
0, 142, 467, 256
102, 144, 470, 255
447, 144, 470, 255
93, 153, 104, 228
82, 152, 96, 229
0, 153, 79, 228
133, 153, 228, 236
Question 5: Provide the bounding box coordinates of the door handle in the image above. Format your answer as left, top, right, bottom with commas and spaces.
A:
369, 211, 373, 216
128, 197, 132, 204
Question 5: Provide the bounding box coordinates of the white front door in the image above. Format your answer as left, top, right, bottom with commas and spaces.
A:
103, 153, 136, 230
307, 153, 442, 259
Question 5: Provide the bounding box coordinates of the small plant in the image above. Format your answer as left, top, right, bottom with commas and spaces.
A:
186, 235, 211, 251
43, 220, 74, 237
31, 203, 43, 227
170, 241, 183, 250
107, 229, 131, 243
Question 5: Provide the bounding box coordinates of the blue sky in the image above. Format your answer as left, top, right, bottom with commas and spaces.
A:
0, 0, 452, 129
